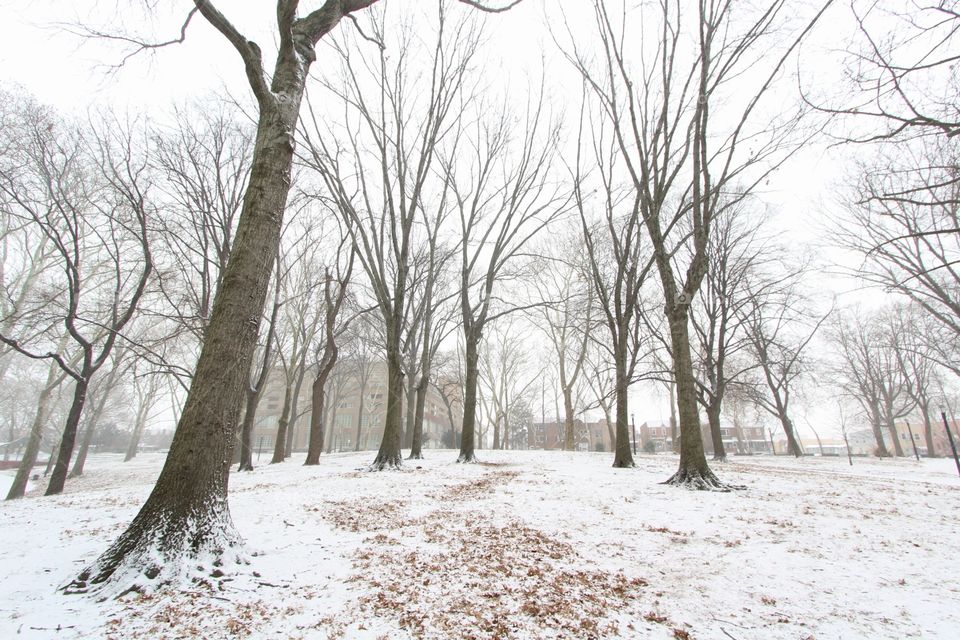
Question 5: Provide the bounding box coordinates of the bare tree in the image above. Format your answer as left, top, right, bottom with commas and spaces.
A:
740, 280, 831, 458
447, 88, 568, 463
302, 3, 481, 469
531, 230, 595, 452
0, 108, 153, 497
562, 0, 831, 487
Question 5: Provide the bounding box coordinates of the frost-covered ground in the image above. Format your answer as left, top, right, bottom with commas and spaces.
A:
1, 449, 959, 639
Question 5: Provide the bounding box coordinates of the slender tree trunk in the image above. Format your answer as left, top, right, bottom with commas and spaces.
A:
403, 370, 416, 449
458, 330, 480, 463
46, 377, 89, 496
780, 415, 804, 458
664, 312, 721, 488
125, 381, 159, 462
612, 338, 634, 468
562, 387, 575, 451
492, 413, 501, 450
237, 388, 260, 471
284, 358, 308, 458
355, 384, 366, 452
305, 373, 331, 465
603, 405, 615, 453
921, 403, 937, 457
271, 383, 294, 464
69, 414, 98, 479
870, 402, 890, 457
7, 362, 61, 500
370, 337, 404, 470
669, 380, 679, 453
885, 404, 904, 457
408, 374, 428, 459
706, 399, 726, 462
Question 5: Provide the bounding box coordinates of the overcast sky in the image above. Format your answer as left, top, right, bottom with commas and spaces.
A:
0, 0, 899, 439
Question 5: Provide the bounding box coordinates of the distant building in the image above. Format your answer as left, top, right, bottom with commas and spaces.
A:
700, 422, 771, 455
250, 359, 463, 454
528, 418, 614, 452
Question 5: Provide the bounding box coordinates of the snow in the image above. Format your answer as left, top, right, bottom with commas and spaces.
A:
1, 450, 959, 639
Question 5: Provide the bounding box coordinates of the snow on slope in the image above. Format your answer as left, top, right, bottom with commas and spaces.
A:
1, 450, 958, 639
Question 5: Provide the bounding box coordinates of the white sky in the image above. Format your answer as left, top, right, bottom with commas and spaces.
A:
0, 0, 916, 441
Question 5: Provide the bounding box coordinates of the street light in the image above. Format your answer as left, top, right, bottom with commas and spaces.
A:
631, 413, 637, 455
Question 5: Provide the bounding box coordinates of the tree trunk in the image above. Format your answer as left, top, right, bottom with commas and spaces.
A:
780, 415, 804, 458
46, 377, 89, 496
370, 339, 404, 470
305, 372, 330, 465
403, 370, 416, 449
562, 387, 575, 451
125, 381, 158, 462
706, 399, 727, 462
492, 413, 501, 450
458, 330, 480, 463
920, 403, 937, 457
612, 338, 634, 468
408, 374, 428, 459
69, 414, 98, 479
271, 384, 294, 464
237, 388, 259, 471
69, 86, 302, 591
885, 409, 904, 457
284, 358, 307, 458
355, 384, 366, 452
663, 311, 722, 489
6, 363, 61, 500
869, 402, 890, 457
669, 380, 679, 453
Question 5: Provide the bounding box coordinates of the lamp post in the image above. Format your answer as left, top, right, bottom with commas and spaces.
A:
631, 413, 637, 455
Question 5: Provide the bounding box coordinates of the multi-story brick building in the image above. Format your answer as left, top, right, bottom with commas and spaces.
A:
528, 418, 615, 452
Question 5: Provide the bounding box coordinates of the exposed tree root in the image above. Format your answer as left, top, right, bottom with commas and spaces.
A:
712, 454, 728, 463
612, 460, 636, 469
64, 504, 244, 600
406, 451, 424, 461
367, 452, 403, 471
662, 467, 745, 492
457, 451, 478, 463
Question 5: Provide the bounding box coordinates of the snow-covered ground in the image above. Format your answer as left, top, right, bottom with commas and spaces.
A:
1, 450, 958, 639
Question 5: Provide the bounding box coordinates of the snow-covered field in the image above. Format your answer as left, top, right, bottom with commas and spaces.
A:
1, 450, 958, 639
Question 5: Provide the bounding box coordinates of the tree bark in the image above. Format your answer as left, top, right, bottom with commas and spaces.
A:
70, 64, 303, 591
663, 311, 722, 489
305, 368, 333, 465
408, 374, 428, 459
354, 379, 367, 452
612, 337, 635, 468
706, 400, 727, 462
46, 378, 89, 496
370, 335, 404, 470
237, 388, 260, 471
458, 330, 480, 463
780, 415, 804, 458
920, 403, 937, 457
271, 381, 295, 464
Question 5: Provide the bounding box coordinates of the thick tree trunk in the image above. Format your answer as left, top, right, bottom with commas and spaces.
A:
706, 400, 726, 462
612, 339, 634, 468
370, 341, 404, 470
458, 331, 480, 463
663, 311, 724, 489
68, 87, 301, 591
46, 377, 89, 496
6, 364, 60, 500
